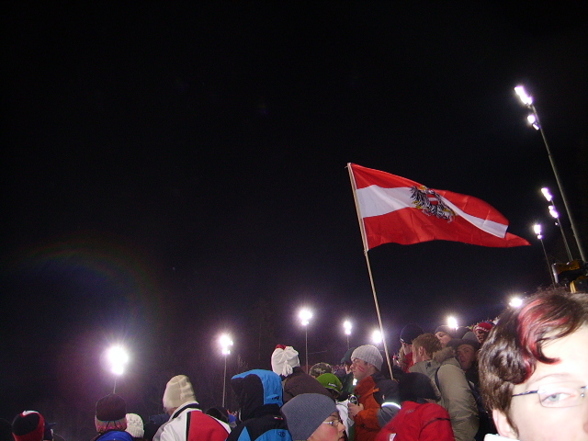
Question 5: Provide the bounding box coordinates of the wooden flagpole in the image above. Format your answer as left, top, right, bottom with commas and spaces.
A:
347, 164, 394, 380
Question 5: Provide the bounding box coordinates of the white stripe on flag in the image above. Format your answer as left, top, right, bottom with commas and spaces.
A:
356, 185, 508, 238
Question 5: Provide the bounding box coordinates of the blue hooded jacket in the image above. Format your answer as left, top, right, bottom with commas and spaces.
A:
227, 369, 292, 441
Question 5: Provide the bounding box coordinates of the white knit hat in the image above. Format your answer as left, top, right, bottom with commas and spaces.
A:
125, 413, 144, 438
351, 344, 383, 370
162, 375, 197, 409
271, 345, 300, 377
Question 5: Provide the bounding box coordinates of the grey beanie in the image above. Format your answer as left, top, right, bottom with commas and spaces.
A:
281, 393, 336, 441
351, 344, 383, 370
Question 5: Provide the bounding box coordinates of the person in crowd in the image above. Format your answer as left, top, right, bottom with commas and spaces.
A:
153, 375, 230, 441
12, 411, 45, 441
271, 345, 332, 402
125, 414, 145, 441
317, 373, 351, 438
473, 322, 494, 345
281, 393, 345, 441
434, 325, 456, 348
410, 333, 478, 441
449, 338, 481, 387
227, 369, 291, 441
398, 323, 424, 373
309, 363, 333, 378
0, 418, 13, 441
375, 372, 454, 441
337, 348, 357, 400
479, 291, 588, 441
449, 338, 496, 440
347, 345, 400, 441
91, 394, 132, 441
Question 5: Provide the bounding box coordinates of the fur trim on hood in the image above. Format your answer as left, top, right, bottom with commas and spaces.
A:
432, 346, 456, 364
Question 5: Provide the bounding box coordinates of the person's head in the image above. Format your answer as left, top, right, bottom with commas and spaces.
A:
474, 321, 494, 344
316, 373, 343, 400
434, 325, 454, 347
281, 393, 343, 441
271, 345, 300, 377
398, 372, 439, 403
340, 347, 356, 374
448, 339, 480, 371
12, 411, 45, 441
309, 363, 332, 378
479, 291, 588, 441
162, 375, 197, 415
125, 413, 144, 440
400, 323, 424, 354
94, 394, 127, 434
0, 418, 12, 441
412, 333, 442, 363
350, 345, 382, 382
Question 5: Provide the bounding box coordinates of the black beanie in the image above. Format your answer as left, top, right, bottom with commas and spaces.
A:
399, 372, 439, 402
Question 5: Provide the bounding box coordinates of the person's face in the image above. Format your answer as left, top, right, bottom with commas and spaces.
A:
456, 344, 477, 371
308, 412, 345, 441
350, 358, 370, 382
435, 331, 452, 347
494, 326, 588, 441
412, 345, 426, 363
401, 341, 412, 355
475, 328, 489, 344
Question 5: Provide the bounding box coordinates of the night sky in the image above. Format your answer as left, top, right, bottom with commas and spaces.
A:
2, 3, 586, 438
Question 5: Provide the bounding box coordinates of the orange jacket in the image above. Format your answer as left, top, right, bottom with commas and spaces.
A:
353, 374, 398, 441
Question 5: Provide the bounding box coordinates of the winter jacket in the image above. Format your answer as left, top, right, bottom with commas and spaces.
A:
353, 372, 400, 441
282, 367, 332, 402
92, 430, 133, 441
156, 402, 230, 441
410, 348, 478, 441
228, 369, 292, 441
374, 400, 454, 441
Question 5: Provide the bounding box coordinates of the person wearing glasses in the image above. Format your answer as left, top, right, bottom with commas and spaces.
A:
281, 393, 345, 441
479, 291, 588, 441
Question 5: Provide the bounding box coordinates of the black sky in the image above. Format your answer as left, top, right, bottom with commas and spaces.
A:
2, 2, 587, 435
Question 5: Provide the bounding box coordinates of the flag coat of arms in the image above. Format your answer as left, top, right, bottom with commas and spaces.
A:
348, 163, 530, 251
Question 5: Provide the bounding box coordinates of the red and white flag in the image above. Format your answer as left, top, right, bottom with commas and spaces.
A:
348, 163, 530, 251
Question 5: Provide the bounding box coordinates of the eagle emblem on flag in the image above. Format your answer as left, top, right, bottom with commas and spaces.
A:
410, 185, 455, 222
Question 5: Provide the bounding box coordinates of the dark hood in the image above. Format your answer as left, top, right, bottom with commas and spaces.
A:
231, 369, 283, 421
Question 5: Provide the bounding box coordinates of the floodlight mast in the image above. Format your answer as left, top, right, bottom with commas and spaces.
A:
533, 223, 557, 286
515, 86, 586, 262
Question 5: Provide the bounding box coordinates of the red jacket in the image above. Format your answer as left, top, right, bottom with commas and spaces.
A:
375, 401, 454, 441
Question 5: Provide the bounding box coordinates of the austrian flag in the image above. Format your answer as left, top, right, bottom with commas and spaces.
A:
348, 163, 530, 251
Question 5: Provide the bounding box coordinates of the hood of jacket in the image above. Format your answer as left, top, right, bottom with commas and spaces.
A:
231, 369, 283, 421
409, 347, 461, 377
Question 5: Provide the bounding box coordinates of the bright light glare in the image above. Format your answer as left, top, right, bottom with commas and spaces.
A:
509, 297, 523, 308
548, 205, 559, 219
106, 345, 129, 376
371, 329, 383, 344
219, 334, 233, 355
541, 187, 553, 202
343, 320, 352, 335
514, 85, 533, 106
447, 316, 458, 329
299, 308, 313, 326
533, 223, 542, 236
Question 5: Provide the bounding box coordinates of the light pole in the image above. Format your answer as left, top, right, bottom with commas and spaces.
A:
106, 345, 129, 394
514, 85, 585, 262
533, 223, 557, 286
509, 296, 524, 308
447, 316, 458, 330
298, 308, 313, 372
371, 329, 383, 346
541, 187, 573, 261
219, 333, 233, 408
343, 320, 352, 350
